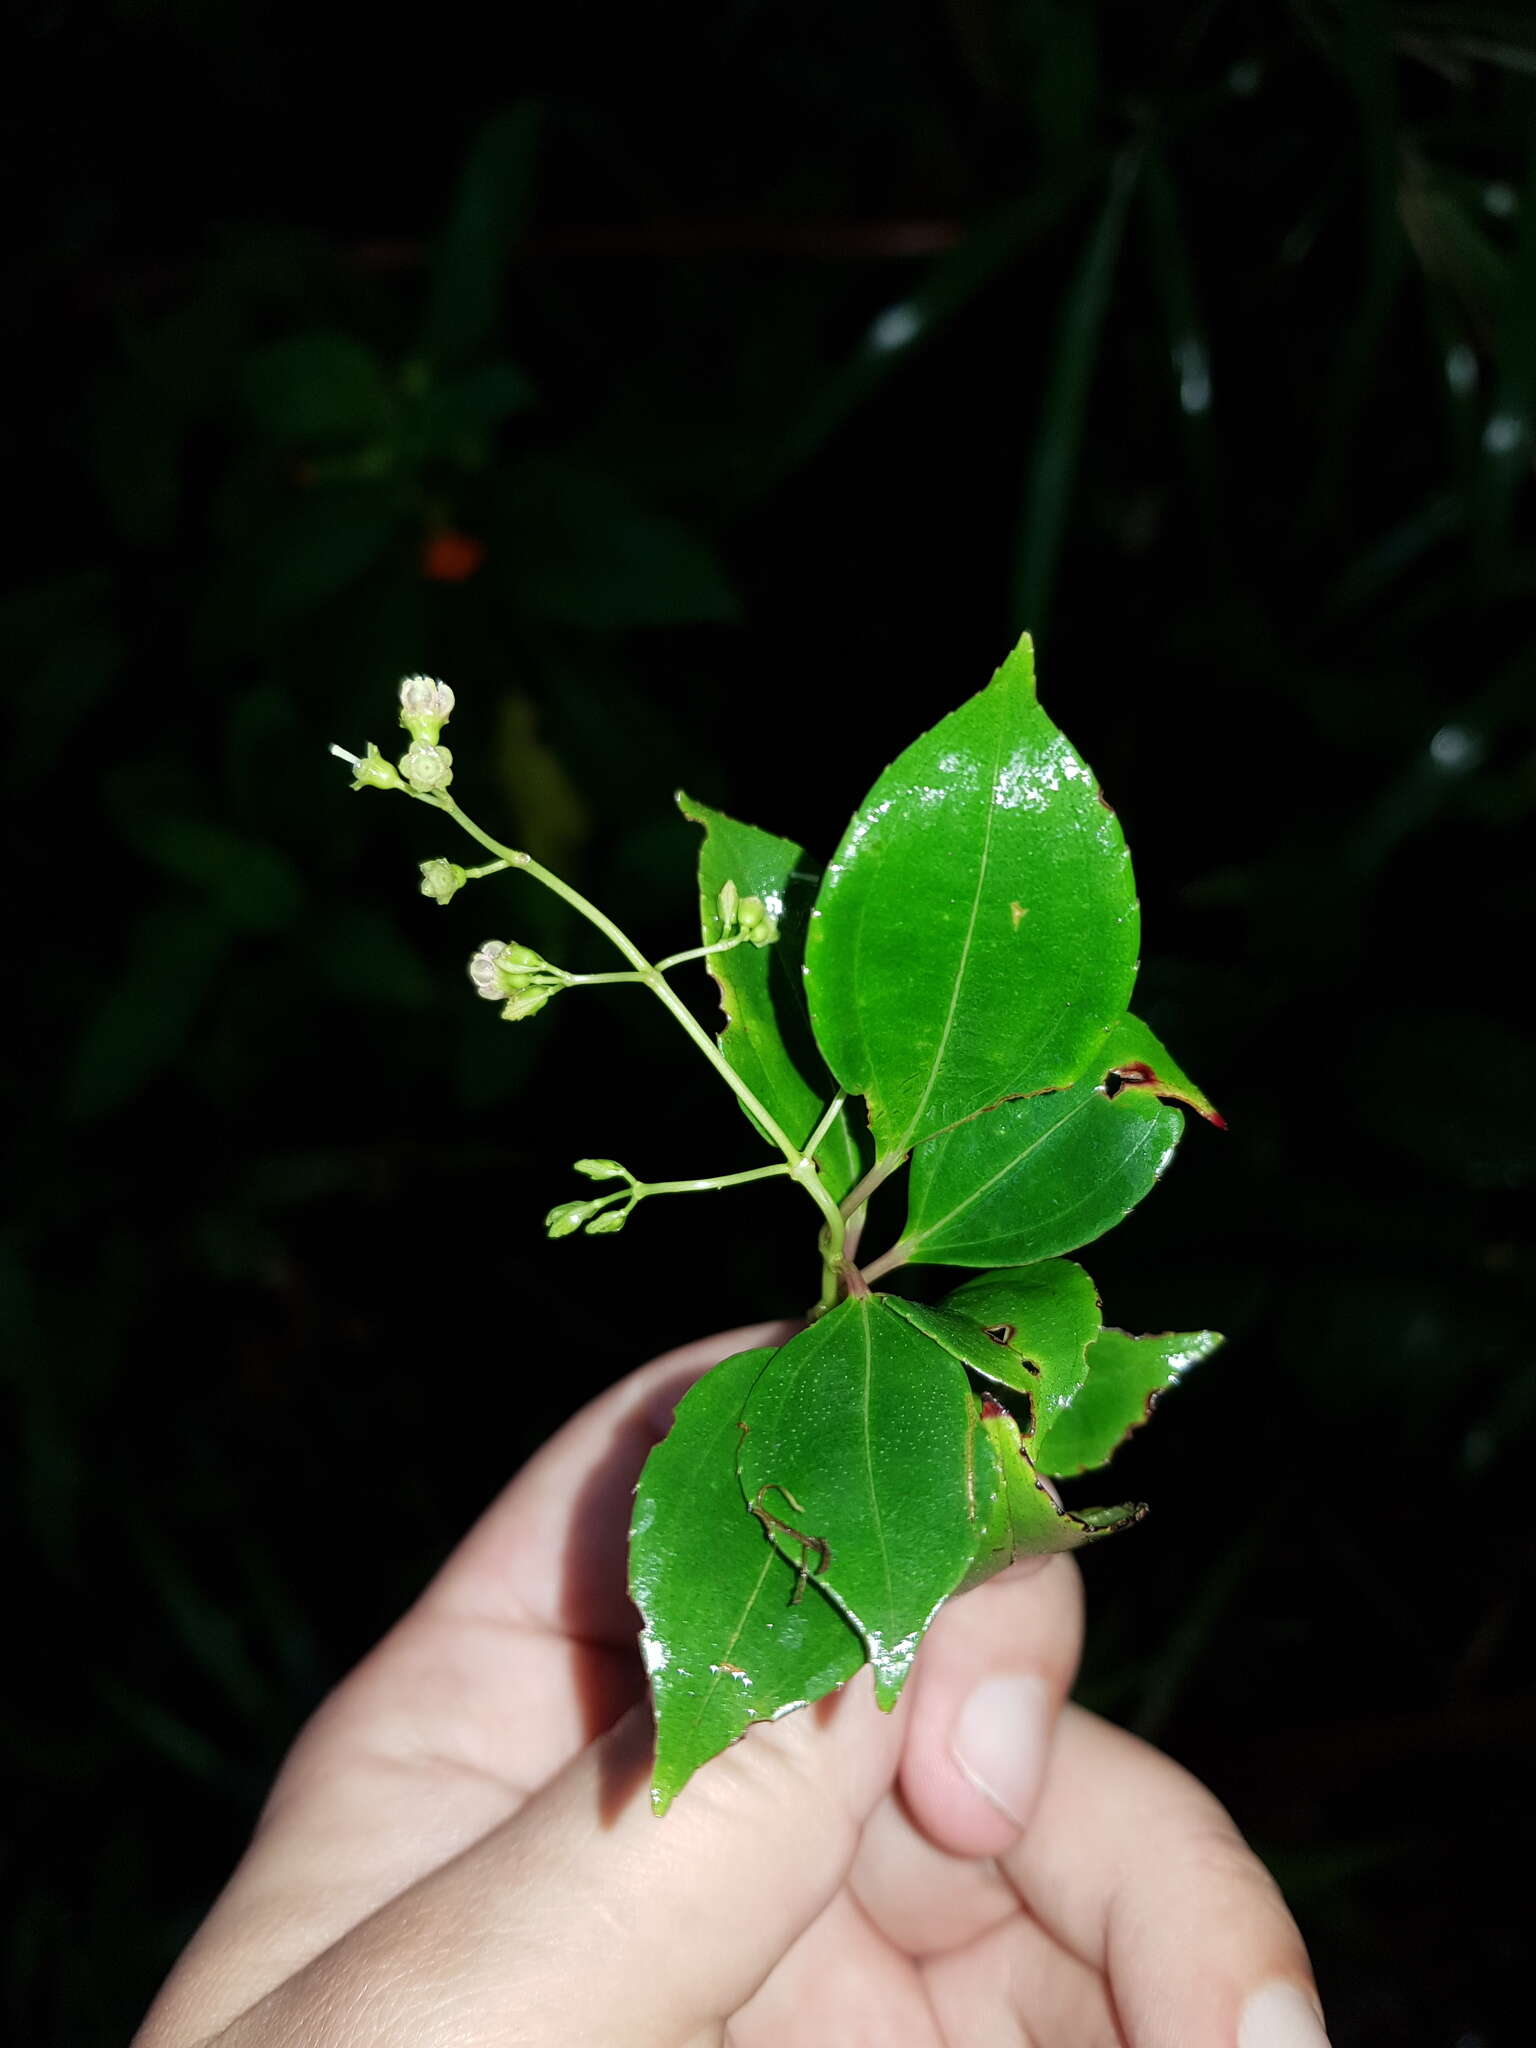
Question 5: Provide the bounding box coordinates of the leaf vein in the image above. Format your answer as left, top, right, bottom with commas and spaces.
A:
896, 713, 1006, 1150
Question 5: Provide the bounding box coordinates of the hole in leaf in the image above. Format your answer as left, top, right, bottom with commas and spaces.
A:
1102, 1058, 1157, 1099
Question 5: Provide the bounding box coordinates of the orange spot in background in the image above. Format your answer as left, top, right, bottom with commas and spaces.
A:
422, 529, 486, 582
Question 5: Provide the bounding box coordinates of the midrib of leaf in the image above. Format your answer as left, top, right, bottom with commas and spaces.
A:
891, 711, 1005, 1156
679, 1540, 778, 1744
905, 1089, 1097, 1254
859, 1302, 897, 1636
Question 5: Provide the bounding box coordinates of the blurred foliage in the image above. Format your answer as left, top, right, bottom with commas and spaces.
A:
5, 2, 1535, 2041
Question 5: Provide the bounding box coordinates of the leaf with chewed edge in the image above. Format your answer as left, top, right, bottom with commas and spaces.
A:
963, 1395, 1144, 1590
899, 1015, 1218, 1269
1035, 1327, 1224, 1477
886, 1261, 1102, 1440
737, 1298, 979, 1709
630, 1346, 864, 1814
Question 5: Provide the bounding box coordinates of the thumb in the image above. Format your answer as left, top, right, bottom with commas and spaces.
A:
219, 1673, 904, 2048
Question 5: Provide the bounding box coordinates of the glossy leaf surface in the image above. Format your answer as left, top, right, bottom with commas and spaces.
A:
804, 634, 1140, 1156
1035, 1327, 1224, 1477
677, 794, 861, 1200
940, 1260, 1102, 1433
630, 1346, 864, 1813
900, 1015, 1210, 1267
737, 1298, 980, 1707
964, 1398, 1144, 1589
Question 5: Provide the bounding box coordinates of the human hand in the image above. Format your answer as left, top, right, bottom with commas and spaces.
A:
136, 1324, 1330, 2048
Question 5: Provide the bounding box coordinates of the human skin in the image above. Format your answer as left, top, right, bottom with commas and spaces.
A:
135, 1323, 1330, 2048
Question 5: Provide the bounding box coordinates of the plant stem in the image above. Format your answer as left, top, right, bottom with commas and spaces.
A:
803, 1089, 848, 1159
859, 1239, 910, 1285
635, 1163, 790, 1197
653, 935, 751, 973
840, 1153, 904, 1221
414, 787, 850, 1291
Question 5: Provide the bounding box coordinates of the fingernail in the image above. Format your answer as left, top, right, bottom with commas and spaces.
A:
1238, 1982, 1331, 2048
950, 1673, 1049, 1829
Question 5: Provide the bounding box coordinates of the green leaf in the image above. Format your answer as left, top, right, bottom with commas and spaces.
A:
964, 1396, 1144, 1589
425, 104, 541, 367
1035, 1328, 1224, 1478
1101, 1014, 1225, 1126
804, 634, 1139, 1158
676, 793, 862, 1201
899, 1015, 1213, 1269
630, 1346, 863, 1814
737, 1298, 981, 1708
887, 1260, 1102, 1436
243, 333, 394, 444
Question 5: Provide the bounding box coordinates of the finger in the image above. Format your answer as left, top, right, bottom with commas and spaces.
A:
898, 1555, 1084, 1858
420, 1318, 801, 1643
137, 1322, 794, 2048
730, 1887, 946, 2048
850, 1788, 1017, 1959
923, 1910, 1122, 2048
1004, 1706, 1330, 2048
214, 1674, 908, 2048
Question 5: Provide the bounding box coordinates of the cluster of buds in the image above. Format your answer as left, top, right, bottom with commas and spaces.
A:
331, 676, 459, 796
545, 1198, 627, 1238
468, 938, 566, 1022
715, 878, 779, 949
545, 1158, 636, 1238
398, 676, 456, 791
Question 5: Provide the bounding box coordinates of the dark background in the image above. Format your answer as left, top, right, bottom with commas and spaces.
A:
6, 2, 1534, 2040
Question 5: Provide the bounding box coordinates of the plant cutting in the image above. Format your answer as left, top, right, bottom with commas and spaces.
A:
332, 632, 1224, 1813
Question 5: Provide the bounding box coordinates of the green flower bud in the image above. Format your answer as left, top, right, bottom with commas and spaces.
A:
585, 1207, 628, 1235
400, 740, 454, 792
716, 878, 740, 931
419, 858, 468, 906
331, 741, 402, 791
573, 1157, 628, 1181
736, 895, 780, 947
500, 988, 551, 1022
398, 674, 456, 742
545, 1198, 601, 1238
469, 940, 557, 1007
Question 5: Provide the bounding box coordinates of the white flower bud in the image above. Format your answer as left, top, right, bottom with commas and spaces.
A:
399, 740, 453, 791
419, 858, 468, 905
468, 939, 511, 999
716, 878, 740, 931
398, 675, 456, 742
468, 940, 555, 1005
